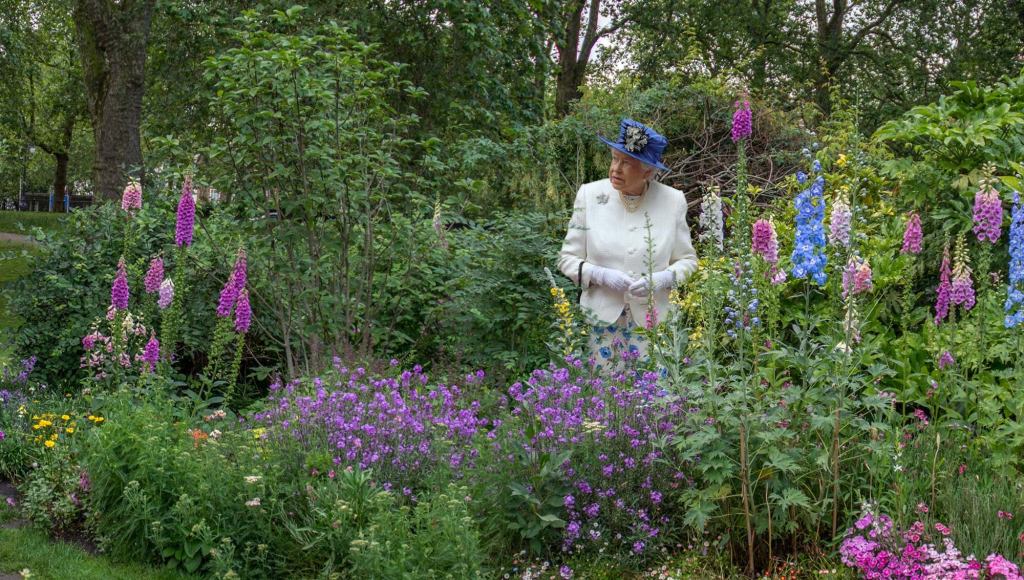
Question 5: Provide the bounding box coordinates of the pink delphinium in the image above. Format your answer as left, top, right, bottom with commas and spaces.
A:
111, 258, 130, 310
841, 256, 873, 299
217, 272, 239, 318
143, 257, 164, 293
235, 289, 252, 333
731, 99, 752, 142
935, 245, 952, 324
140, 334, 160, 373
972, 185, 1003, 243
175, 176, 196, 247
829, 195, 852, 247
158, 278, 174, 310
901, 212, 923, 254
121, 180, 142, 213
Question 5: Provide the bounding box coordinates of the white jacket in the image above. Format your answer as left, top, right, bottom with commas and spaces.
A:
557, 178, 698, 326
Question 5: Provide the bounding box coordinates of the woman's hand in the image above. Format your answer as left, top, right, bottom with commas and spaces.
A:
628, 271, 676, 297
590, 265, 636, 292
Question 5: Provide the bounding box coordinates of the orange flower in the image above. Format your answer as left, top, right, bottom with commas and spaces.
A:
189, 429, 209, 449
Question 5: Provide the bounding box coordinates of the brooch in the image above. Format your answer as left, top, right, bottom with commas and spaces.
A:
596, 192, 609, 205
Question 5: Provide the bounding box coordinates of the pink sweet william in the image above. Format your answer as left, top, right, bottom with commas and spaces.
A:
901, 212, 923, 254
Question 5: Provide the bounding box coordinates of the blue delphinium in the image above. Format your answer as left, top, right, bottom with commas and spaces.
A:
790, 170, 828, 286
1005, 192, 1024, 328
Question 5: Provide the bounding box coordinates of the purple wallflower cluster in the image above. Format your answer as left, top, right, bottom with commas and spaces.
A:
253, 362, 489, 492
497, 364, 691, 557
1, 356, 36, 386
841, 508, 1022, 579
731, 99, 752, 142
972, 185, 1003, 244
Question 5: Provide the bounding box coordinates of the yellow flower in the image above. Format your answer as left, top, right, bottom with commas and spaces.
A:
837, 154, 848, 168
61, 414, 70, 421
44, 440, 55, 448
65, 427, 75, 434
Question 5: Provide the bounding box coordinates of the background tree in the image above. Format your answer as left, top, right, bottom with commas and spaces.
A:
0, 0, 89, 209
72, 0, 156, 200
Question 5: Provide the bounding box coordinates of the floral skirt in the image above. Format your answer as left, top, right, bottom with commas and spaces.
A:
588, 305, 651, 374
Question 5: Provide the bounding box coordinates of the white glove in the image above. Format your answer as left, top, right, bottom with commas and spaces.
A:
589, 265, 635, 292
628, 270, 677, 297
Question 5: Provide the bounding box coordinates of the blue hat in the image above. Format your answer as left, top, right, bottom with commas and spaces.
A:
599, 118, 670, 172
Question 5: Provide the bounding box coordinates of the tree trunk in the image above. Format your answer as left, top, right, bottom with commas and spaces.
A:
555, 58, 585, 118
73, 0, 156, 201
53, 152, 69, 211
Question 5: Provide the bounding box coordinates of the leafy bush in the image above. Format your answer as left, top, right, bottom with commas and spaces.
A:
349, 484, 485, 579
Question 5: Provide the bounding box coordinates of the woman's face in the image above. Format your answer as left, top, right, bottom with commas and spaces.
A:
608, 149, 652, 195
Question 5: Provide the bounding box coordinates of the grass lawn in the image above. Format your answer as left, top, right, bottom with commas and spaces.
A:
0, 240, 39, 368
0, 211, 64, 236
0, 505, 188, 580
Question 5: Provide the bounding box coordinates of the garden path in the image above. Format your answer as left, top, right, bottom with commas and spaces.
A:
0, 234, 32, 244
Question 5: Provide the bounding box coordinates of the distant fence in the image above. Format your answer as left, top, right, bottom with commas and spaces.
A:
3, 193, 94, 212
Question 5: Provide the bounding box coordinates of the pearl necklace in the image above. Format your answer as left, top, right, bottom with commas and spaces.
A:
618, 182, 649, 213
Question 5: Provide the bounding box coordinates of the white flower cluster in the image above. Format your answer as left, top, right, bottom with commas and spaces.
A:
698, 186, 724, 251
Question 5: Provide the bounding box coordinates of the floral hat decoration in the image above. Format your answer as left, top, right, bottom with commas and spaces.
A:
599, 118, 670, 172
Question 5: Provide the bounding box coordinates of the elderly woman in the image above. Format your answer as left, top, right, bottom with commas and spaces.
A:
557, 119, 698, 371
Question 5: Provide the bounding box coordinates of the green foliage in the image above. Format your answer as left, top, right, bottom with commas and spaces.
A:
196, 8, 452, 374
348, 484, 485, 579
